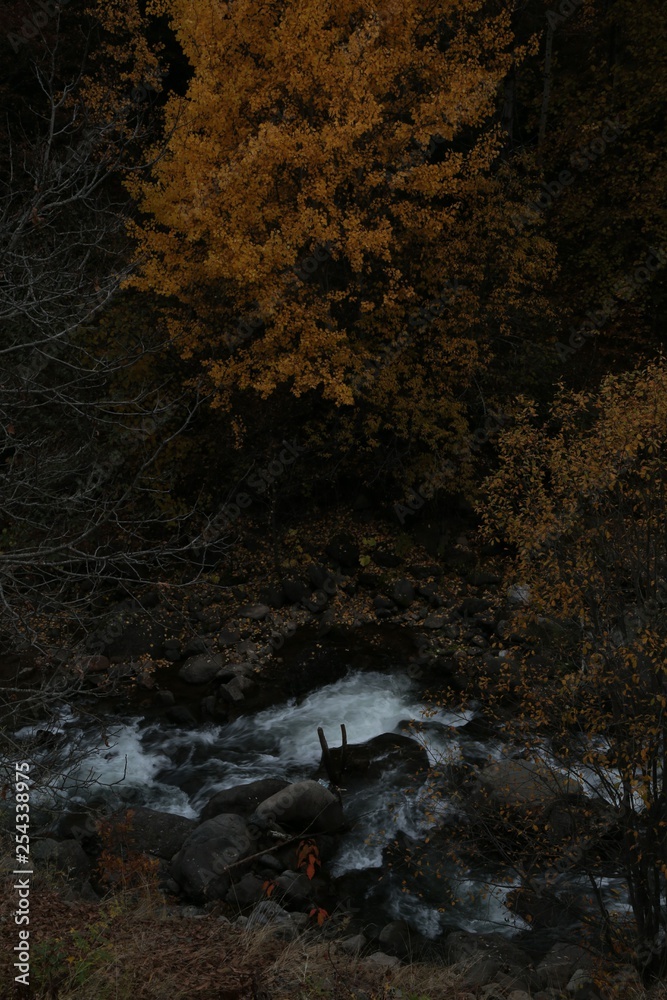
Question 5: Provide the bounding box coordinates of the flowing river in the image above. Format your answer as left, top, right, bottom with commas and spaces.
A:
13, 647, 634, 947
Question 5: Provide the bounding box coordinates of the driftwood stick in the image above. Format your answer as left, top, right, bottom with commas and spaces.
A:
340, 723, 348, 775
318, 725, 338, 785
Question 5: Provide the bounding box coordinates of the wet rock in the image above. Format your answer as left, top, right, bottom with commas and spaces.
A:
416, 584, 443, 607
179, 653, 223, 684
259, 585, 285, 609
274, 869, 318, 907
252, 780, 344, 834
200, 779, 291, 823
171, 813, 256, 903
306, 564, 329, 590
183, 636, 211, 656
320, 732, 428, 781
373, 596, 395, 612
156, 689, 175, 706
216, 673, 256, 704
358, 571, 382, 589
165, 705, 197, 726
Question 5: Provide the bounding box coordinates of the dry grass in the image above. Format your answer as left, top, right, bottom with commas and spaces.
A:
0, 857, 478, 1000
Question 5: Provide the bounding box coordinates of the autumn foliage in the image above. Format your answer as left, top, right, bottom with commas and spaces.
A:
127, 0, 556, 484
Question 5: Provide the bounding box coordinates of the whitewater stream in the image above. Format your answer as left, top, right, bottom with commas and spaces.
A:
15, 665, 634, 943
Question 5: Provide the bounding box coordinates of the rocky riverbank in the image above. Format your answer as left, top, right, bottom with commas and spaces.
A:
0, 512, 651, 997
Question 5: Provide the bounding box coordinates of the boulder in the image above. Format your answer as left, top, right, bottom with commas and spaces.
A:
165, 706, 197, 726
171, 813, 256, 903
472, 759, 582, 813
178, 653, 223, 684
225, 873, 267, 909
252, 780, 344, 834
536, 942, 597, 991
216, 673, 257, 704
378, 919, 415, 959
32, 838, 91, 879
319, 732, 428, 781
445, 931, 533, 988
200, 779, 291, 823
109, 807, 196, 860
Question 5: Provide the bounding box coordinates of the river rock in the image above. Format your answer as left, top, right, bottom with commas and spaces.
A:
109, 806, 196, 860
274, 869, 319, 907
225, 872, 267, 909
246, 899, 294, 929
178, 653, 223, 684
445, 931, 533, 989
366, 952, 400, 968
238, 604, 271, 620
536, 942, 597, 990
252, 780, 344, 834
32, 838, 91, 879
392, 580, 415, 608
200, 778, 291, 823
171, 813, 256, 903
471, 759, 582, 813
320, 732, 428, 781
378, 919, 415, 958
215, 673, 256, 704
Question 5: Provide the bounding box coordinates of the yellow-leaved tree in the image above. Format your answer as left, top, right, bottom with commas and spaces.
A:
126, 0, 557, 488
480, 358, 667, 976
